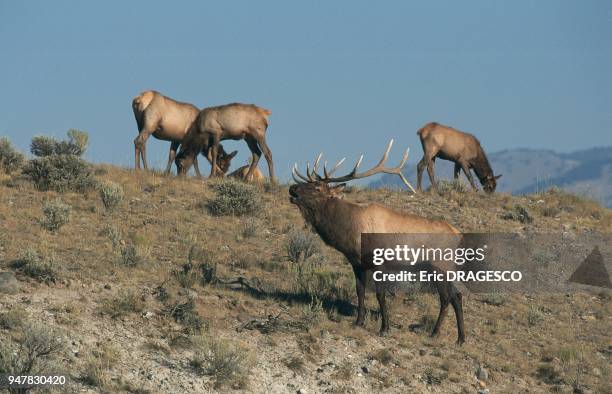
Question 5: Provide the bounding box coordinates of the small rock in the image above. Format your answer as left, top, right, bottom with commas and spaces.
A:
476, 365, 488, 381
297, 389, 307, 394
419, 348, 427, 356
361, 366, 370, 374
104, 284, 111, 290
592, 368, 601, 377
478, 380, 486, 388
477, 389, 490, 394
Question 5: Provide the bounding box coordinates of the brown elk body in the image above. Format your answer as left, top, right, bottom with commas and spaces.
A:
416, 122, 501, 193
289, 142, 465, 343
175, 103, 275, 183
228, 165, 265, 183
132, 90, 235, 176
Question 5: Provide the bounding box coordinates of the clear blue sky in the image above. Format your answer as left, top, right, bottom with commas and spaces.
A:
1, 1, 611, 180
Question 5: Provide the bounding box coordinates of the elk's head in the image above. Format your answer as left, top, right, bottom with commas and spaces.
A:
482, 174, 502, 193
175, 144, 237, 176
290, 140, 416, 222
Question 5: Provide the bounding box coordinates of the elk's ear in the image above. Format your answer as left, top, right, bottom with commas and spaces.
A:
228, 150, 238, 159
495, 174, 502, 180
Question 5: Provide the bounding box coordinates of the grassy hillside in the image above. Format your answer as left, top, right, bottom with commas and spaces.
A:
0, 165, 611, 393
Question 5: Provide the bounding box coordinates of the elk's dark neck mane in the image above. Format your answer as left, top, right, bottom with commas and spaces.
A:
304, 197, 356, 258
471, 144, 494, 182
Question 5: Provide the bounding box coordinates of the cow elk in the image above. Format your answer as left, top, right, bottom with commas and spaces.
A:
175, 103, 275, 183
290, 141, 465, 343
416, 122, 501, 193
132, 90, 234, 176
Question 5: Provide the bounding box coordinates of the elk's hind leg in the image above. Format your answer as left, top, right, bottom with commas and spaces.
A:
375, 284, 390, 335
431, 287, 450, 337
257, 137, 275, 183
244, 137, 262, 182
451, 291, 465, 344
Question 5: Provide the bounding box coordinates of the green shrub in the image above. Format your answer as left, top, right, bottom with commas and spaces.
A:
30, 135, 57, 157
502, 204, 533, 224
527, 306, 545, 327
41, 199, 71, 232
0, 137, 25, 174
22, 155, 96, 193
30, 129, 88, 158
0, 323, 63, 377
167, 298, 206, 333
207, 179, 262, 216
173, 264, 198, 289
190, 335, 252, 389
285, 229, 320, 263
99, 289, 144, 318
435, 179, 468, 195
0, 308, 27, 330
116, 244, 142, 267
99, 182, 124, 212
12, 249, 57, 284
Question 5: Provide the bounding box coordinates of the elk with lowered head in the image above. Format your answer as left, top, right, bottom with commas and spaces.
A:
175, 103, 275, 183
290, 141, 465, 343
132, 90, 235, 175
416, 122, 501, 193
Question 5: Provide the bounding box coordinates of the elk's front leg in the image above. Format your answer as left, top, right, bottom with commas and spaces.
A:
459, 161, 477, 190
375, 284, 389, 335
165, 141, 180, 175
416, 158, 426, 191
209, 135, 221, 177
453, 162, 461, 179
352, 266, 366, 327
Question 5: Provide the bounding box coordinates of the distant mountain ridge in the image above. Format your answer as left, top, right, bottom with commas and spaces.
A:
369, 146, 612, 207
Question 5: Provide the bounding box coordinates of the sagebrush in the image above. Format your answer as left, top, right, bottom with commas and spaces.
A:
0, 137, 25, 174
22, 155, 96, 192
207, 179, 262, 216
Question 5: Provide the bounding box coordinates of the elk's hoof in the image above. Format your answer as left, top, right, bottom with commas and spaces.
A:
379, 329, 389, 337
353, 320, 365, 328
456, 338, 465, 346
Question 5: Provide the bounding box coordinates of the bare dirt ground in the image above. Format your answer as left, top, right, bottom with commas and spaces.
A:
0, 166, 610, 393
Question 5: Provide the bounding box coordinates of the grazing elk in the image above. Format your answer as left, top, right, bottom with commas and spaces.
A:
175, 103, 275, 183
416, 122, 501, 193
290, 141, 466, 343
132, 90, 234, 176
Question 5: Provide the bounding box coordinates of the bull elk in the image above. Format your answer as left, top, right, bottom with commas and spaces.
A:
132, 90, 234, 175
289, 141, 465, 343
175, 103, 275, 183
416, 122, 501, 193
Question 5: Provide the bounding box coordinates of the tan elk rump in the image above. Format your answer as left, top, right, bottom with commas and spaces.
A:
290, 141, 465, 343
416, 122, 501, 193
175, 103, 275, 183
228, 164, 265, 184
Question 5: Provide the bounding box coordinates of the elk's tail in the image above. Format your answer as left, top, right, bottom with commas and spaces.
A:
132, 90, 155, 114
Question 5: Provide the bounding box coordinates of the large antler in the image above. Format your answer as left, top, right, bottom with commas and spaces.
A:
292, 140, 416, 193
